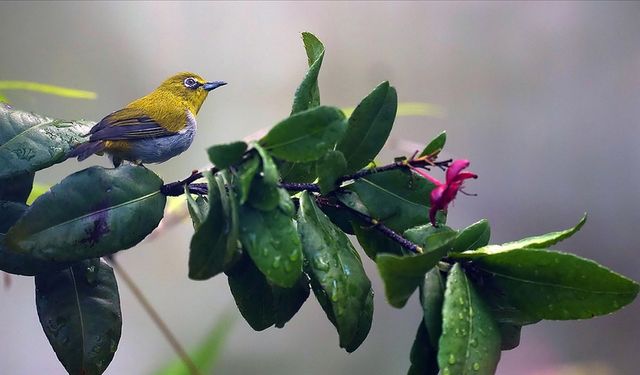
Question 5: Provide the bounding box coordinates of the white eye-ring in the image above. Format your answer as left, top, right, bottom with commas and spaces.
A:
183, 77, 198, 88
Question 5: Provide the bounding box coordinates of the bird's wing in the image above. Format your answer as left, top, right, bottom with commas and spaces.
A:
88, 107, 177, 141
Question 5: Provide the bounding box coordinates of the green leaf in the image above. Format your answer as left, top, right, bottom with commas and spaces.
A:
336, 81, 398, 173
318, 198, 356, 235
0, 201, 69, 276
348, 169, 437, 257
407, 320, 439, 375
273, 275, 311, 328
458, 248, 639, 320
291, 32, 325, 114
207, 141, 247, 169
238, 205, 303, 288
420, 131, 447, 157
297, 192, 373, 352
0, 104, 94, 179
438, 264, 501, 375
0, 81, 96, 99
233, 155, 259, 204
420, 268, 446, 348
184, 188, 208, 229
317, 150, 347, 194
154, 312, 235, 375
451, 219, 490, 252
227, 256, 277, 331
260, 106, 346, 163
226, 255, 308, 331
6, 165, 166, 262
188, 171, 239, 280
376, 231, 456, 308
475, 283, 539, 326
0, 171, 34, 203
278, 160, 317, 183
497, 323, 522, 351
404, 223, 456, 251
35, 260, 121, 375
477, 214, 587, 254
254, 143, 278, 185
248, 143, 282, 211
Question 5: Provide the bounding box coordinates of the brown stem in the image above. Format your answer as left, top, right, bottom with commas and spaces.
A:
107, 257, 201, 375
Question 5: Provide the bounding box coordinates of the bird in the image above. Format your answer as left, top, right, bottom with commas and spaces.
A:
68, 72, 226, 167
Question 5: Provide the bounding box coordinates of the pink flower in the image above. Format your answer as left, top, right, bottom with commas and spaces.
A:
410, 159, 477, 226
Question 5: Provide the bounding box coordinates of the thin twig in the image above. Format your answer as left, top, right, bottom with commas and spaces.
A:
106, 257, 201, 375
315, 197, 423, 254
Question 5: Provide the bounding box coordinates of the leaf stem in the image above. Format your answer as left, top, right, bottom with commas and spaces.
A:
106, 257, 202, 375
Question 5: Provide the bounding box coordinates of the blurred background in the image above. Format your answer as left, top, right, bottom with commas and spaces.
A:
1, 1, 639, 374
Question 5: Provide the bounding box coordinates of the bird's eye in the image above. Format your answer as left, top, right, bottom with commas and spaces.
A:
183, 77, 198, 88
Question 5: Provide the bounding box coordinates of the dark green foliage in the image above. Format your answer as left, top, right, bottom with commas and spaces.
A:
0, 201, 69, 275
5, 165, 166, 262
0, 103, 94, 179
207, 141, 247, 169
226, 255, 309, 331
260, 106, 346, 163
2, 32, 638, 375
188, 171, 239, 280
297, 191, 373, 352
420, 131, 446, 157
336, 81, 398, 173
0, 171, 34, 203
438, 264, 501, 375
407, 321, 439, 375
36, 260, 121, 375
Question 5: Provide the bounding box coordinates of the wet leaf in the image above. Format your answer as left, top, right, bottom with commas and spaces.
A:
297, 191, 373, 352
238, 205, 303, 288
0, 201, 69, 275
438, 264, 501, 375
35, 260, 121, 375
456, 248, 639, 320
227, 256, 308, 331
376, 230, 456, 308
6, 165, 166, 262
0, 104, 94, 179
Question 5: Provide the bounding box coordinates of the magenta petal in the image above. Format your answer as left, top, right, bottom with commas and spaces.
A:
446, 159, 471, 183
450, 171, 477, 183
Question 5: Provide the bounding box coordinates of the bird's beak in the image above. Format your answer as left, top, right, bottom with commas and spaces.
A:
203, 81, 227, 91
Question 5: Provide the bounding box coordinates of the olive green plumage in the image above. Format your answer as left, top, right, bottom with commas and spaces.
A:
68, 72, 226, 166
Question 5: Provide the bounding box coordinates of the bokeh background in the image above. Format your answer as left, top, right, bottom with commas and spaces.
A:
1, 1, 639, 374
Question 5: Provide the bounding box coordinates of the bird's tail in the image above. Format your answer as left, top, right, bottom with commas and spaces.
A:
67, 141, 105, 161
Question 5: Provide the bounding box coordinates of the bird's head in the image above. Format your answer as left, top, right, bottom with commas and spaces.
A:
157, 72, 226, 114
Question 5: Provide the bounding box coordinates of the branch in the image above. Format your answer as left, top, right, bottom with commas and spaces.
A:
315, 196, 423, 254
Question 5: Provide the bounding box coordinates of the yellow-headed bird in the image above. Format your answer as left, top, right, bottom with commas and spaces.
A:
68, 72, 226, 166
